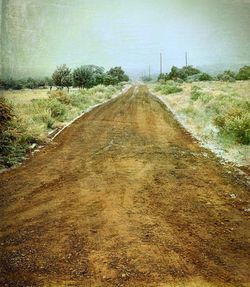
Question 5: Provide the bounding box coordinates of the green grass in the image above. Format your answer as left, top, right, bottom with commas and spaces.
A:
1, 84, 124, 168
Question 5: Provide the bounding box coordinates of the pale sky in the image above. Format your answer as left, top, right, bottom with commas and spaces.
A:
1, 0, 250, 78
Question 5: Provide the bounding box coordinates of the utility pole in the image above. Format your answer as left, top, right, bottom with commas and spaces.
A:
185, 51, 188, 67
160, 53, 163, 75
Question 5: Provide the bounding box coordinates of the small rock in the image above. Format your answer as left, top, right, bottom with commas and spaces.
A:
121, 273, 126, 278
244, 208, 250, 212
230, 194, 236, 199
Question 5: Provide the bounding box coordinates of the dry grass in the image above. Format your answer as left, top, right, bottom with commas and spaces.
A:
1, 88, 50, 104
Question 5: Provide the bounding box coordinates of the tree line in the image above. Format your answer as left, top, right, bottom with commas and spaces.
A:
158, 65, 250, 82
0, 65, 129, 90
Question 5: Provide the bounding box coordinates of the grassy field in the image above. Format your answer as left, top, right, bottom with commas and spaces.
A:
1, 88, 50, 104
0, 84, 125, 168
151, 80, 250, 168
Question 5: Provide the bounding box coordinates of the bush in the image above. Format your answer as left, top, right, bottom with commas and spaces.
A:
214, 105, 250, 145
157, 81, 183, 95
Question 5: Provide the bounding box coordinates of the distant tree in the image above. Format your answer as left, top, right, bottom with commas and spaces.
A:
217, 70, 236, 82
236, 66, 250, 80
73, 65, 105, 88
62, 74, 72, 92
158, 73, 168, 82
73, 66, 93, 88
103, 74, 118, 86
168, 65, 201, 81
106, 67, 129, 84
3, 78, 23, 90
25, 77, 37, 89
45, 77, 53, 91
198, 73, 213, 81
88, 65, 105, 86
37, 79, 46, 88
0, 79, 5, 89
52, 64, 71, 89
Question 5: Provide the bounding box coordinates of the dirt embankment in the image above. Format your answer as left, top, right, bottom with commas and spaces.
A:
0, 85, 249, 287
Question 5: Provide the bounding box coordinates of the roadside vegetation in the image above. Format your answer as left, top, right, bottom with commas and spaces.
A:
158, 65, 250, 82
153, 76, 250, 167
0, 64, 129, 169
155, 80, 183, 95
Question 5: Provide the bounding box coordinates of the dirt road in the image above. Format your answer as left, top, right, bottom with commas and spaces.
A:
0, 85, 249, 287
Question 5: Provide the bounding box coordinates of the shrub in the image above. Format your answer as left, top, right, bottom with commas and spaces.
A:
214, 106, 250, 144
158, 81, 183, 95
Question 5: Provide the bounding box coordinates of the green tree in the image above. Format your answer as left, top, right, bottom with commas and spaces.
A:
73, 66, 93, 88
168, 66, 201, 81
237, 66, 250, 80
52, 64, 72, 89
106, 67, 129, 84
